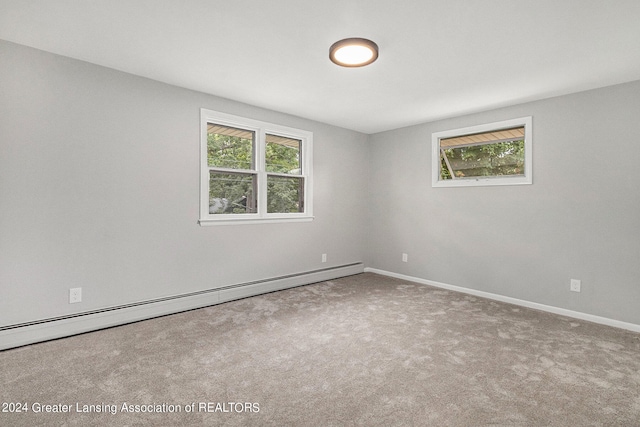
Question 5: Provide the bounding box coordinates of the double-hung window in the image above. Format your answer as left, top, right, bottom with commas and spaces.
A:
199, 109, 313, 225
432, 116, 532, 187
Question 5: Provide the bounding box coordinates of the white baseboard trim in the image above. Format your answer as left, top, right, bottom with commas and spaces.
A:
364, 268, 640, 334
0, 263, 364, 351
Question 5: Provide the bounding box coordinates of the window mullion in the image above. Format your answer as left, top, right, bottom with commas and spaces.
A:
256, 128, 268, 216
208, 166, 257, 175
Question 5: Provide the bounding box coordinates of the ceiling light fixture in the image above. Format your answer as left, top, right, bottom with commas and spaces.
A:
329, 38, 378, 67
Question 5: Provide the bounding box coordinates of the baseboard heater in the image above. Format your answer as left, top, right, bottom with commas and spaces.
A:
0, 262, 364, 351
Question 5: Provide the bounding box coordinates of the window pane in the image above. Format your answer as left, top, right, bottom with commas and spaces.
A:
440, 139, 525, 180
265, 134, 301, 174
207, 123, 254, 170
209, 172, 256, 214
267, 175, 304, 213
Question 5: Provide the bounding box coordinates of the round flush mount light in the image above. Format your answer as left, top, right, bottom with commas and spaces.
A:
329, 38, 379, 67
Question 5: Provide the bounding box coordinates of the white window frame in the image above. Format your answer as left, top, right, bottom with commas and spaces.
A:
432, 116, 532, 188
199, 109, 313, 225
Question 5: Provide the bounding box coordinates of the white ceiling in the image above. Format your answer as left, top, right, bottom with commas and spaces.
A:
2, 0, 640, 134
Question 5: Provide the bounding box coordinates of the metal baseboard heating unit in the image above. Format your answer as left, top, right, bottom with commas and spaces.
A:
0, 263, 364, 350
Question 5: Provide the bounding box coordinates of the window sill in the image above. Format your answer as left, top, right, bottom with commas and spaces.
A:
198, 216, 315, 226
432, 175, 532, 188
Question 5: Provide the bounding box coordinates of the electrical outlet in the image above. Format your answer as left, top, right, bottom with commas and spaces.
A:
402, 253, 408, 262
322, 253, 327, 263
69, 287, 82, 303
570, 279, 581, 293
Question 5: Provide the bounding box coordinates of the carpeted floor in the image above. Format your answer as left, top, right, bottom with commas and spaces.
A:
1, 273, 639, 426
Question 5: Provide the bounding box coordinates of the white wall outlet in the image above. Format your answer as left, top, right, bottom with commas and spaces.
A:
570, 279, 581, 292
69, 287, 82, 303
402, 253, 408, 262
321, 253, 327, 263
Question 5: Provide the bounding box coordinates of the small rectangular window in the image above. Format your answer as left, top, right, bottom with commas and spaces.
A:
200, 109, 313, 225
432, 117, 532, 187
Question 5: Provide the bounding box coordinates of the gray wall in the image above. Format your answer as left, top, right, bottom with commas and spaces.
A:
0, 40, 369, 326
367, 80, 640, 324
2, 38, 639, 330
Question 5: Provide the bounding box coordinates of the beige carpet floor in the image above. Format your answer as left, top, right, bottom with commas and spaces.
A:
1, 273, 639, 426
